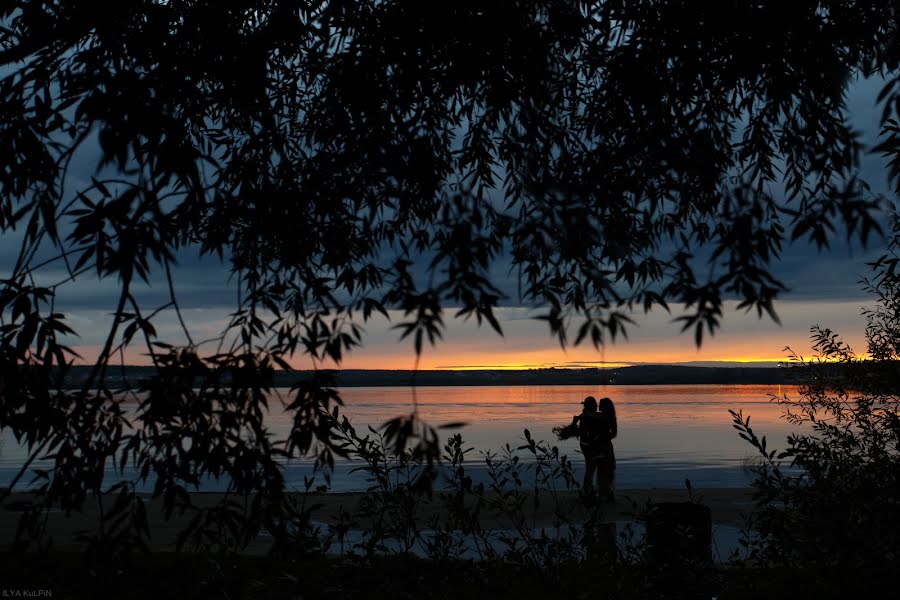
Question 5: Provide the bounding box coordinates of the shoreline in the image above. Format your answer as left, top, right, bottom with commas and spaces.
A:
1, 488, 756, 553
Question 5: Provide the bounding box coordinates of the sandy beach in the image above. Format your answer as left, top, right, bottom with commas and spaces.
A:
0, 488, 755, 553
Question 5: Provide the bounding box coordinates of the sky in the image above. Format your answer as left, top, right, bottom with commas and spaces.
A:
63, 294, 878, 369
2, 77, 895, 370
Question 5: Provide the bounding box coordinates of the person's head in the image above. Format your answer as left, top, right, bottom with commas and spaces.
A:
582, 396, 597, 412
598, 397, 617, 438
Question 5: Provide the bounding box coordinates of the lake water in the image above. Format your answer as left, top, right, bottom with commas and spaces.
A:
0, 384, 800, 492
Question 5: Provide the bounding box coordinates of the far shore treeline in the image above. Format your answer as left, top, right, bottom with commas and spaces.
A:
57, 364, 793, 389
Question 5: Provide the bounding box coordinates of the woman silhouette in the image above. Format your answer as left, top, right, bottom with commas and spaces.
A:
596, 397, 617, 500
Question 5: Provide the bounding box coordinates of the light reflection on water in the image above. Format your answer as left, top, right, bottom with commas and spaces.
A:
0, 384, 800, 491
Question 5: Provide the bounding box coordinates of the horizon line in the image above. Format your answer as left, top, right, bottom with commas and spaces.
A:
67, 360, 789, 371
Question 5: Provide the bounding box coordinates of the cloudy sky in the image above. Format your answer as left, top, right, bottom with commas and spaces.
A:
5, 77, 895, 370
61, 274, 881, 370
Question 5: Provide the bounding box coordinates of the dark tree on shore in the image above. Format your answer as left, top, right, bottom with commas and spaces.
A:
731, 214, 900, 594
0, 1, 898, 556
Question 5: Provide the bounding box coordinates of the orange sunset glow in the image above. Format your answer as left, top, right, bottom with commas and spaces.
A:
73, 299, 874, 371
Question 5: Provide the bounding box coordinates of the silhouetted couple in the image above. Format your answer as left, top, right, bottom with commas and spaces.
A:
572, 396, 617, 500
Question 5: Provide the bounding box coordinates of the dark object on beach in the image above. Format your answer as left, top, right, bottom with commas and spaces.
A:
552, 423, 580, 441
645, 502, 712, 565
584, 522, 618, 562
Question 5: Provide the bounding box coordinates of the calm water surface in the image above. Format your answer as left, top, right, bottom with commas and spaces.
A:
0, 384, 800, 491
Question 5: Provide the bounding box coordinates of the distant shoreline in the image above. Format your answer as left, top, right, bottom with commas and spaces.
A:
57, 364, 794, 389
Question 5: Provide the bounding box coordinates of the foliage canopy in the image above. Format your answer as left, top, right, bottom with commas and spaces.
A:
1, 1, 898, 361
0, 0, 899, 558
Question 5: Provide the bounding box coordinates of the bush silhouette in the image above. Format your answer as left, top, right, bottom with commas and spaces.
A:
733, 215, 900, 592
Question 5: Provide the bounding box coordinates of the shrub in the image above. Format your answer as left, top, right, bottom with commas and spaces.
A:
732, 217, 900, 582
